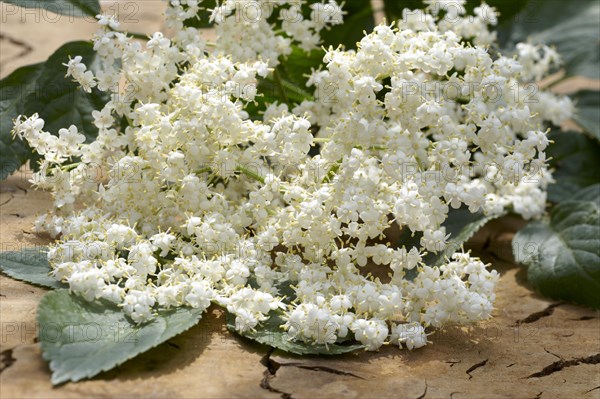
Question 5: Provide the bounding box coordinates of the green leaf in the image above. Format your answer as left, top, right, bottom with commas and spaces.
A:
247, 46, 323, 119
1, 0, 101, 18
226, 311, 364, 355
571, 90, 600, 141
275, 280, 297, 302
274, 46, 322, 104
399, 208, 506, 269
484, 0, 530, 24
0, 63, 44, 180
0, 41, 109, 179
547, 131, 600, 203
280, 46, 324, 89
38, 290, 205, 385
180, 0, 216, 29
500, 0, 600, 79
512, 193, 600, 309
23, 41, 109, 144
571, 184, 600, 202
382, 0, 424, 24
0, 248, 66, 289
432, 208, 507, 265
320, 0, 374, 50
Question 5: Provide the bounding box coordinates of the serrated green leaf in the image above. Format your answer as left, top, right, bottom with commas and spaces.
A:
571, 184, 600, 202
1, 0, 101, 18
500, 0, 600, 79
512, 193, 600, 309
226, 311, 364, 355
547, 131, 600, 203
0, 248, 66, 289
38, 290, 205, 385
571, 90, 600, 141
0, 63, 44, 180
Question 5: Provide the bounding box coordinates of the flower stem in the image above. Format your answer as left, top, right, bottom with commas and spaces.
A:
313, 138, 331, 143
236, 165, 265, 184
273, 68, 289, 104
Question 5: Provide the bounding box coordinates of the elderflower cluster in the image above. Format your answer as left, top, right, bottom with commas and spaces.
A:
13, 1, 573, 350
167, 0, 344, 66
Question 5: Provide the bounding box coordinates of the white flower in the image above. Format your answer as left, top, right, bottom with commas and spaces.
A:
123, 289, 156, 323
92, 107, 114, 130
105, 224, 138, 250
64, 56, 86, 78
391, 322, 428, 350
351, 318, 388, 351
185, 280, 213, 309
284, 303, 340, 345
96, 14, 120, 30
64, 56, 97, 92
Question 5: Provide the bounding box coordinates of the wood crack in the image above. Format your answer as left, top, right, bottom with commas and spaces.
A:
259, 349, 294, 399
167, 341, 181, 349
516, 303, 562, 325
0, 194, 14, 207
0, 32, 33, 70
259, 349, 366, 397
415, 382, 427, 399
585, 386, 600, 395
292, 364, 364, 379
0, 348, 16, 374
573, 316, 596, 321
466, 359, 488, 379
527, 353, 600, 378
15, 184, 28, 195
